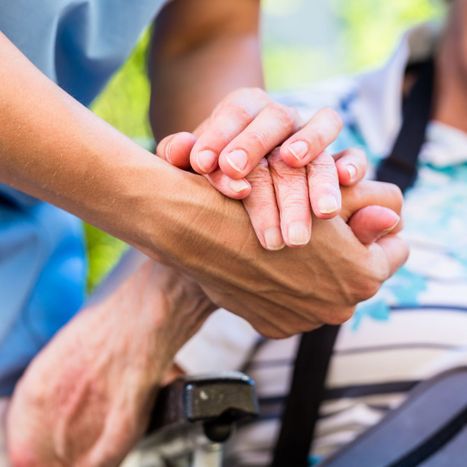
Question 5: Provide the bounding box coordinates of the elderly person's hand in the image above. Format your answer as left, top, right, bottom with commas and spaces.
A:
149, 153, 408, 338
157, 88, 367, 249
6, 259, 214, 467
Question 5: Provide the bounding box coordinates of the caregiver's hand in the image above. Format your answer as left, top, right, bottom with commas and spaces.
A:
151, 159, 408, 339
7, 260, 214, 467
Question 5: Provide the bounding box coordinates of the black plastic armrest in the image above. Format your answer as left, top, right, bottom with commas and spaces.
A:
147, 371, 259, 443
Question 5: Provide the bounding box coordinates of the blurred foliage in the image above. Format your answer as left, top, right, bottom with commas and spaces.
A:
334, 0, 444, 70
86, 0, 445, 291
263, 0, 444, 90
86, 31, 152, 291
92, 30, 152, 140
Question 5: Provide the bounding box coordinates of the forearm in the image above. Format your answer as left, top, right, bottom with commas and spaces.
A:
0, 32, 185, 255
7, 260, 214, 466
149, 0, 262, 139
0, 33, 265, 297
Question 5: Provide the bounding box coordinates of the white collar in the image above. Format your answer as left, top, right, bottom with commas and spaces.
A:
422, 122, 467, 167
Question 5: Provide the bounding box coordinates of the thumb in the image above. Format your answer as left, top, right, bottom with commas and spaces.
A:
156, 132, 197, 169
348, 206, 402, 245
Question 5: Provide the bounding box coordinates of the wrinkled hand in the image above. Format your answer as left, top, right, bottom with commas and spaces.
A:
202, 180, 407, 337
148, 162, 408, 339
7, 260, 214, 467
156, 88, 367, 249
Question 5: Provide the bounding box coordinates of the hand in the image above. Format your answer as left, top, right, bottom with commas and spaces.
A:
7, 260, 214, 467
146, 163, 408, 339
200, 180, 407, 337
157, 88, 345, 189
160, 136, 367, 249
156, 89, 365, 248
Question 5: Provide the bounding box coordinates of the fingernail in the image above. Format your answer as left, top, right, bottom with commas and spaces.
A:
318, 195, 339, 214
196, 150, 217, 173
346, 163, 358, 182
383, 214, 401, 234
288, 140, 309, 160
166, 141, 173, 164
226, 149, 248, 173
230, 179, 250, 193
288, 222, 310, 246
264, 227, 284, 251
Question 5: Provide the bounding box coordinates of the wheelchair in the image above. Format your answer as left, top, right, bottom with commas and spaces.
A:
122, 372, 258, 467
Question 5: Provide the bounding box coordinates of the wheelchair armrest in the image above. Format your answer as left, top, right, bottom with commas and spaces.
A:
147, 371, 259, 443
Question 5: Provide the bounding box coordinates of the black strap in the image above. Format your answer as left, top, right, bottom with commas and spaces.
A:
376, 59, 435, 193
271, 59, 435, 467
270, 325, 339, 467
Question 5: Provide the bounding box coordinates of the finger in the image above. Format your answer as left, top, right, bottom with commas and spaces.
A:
190, 88, 270, 174
373, 234, 410, 277
269, 149, 311, 247
306, 152, 341, 219
280, 107, 343, 168
243, 158, 284, 251
349, 206, 401, 245
340, 180, 403, 221
205, 170, 251, 200
156, 132, 197, 169
218, 103, 301, 180
334, 147, 368, 186
193, 117, 211, 137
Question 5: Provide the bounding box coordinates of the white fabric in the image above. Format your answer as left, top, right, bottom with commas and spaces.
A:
176, 309, 257, 374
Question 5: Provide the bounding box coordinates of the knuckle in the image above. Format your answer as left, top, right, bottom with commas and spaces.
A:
350, 277, 381, 303
268, 103, 295, 131
308, 159, 337, 181
214, 102, 251, 123
320, 107, 344, 130
307, 126, 327, 151
244, 130, 269, 153
249, 87, 268, 100
225, 87, 269, 110
273, 168, 307, 191
377, 182, 403, 212
325, 306, 355, 325
247, 159, 272, 184
310, 157, 336, 172
247, 189, 274, 209
281, 192, 307, 211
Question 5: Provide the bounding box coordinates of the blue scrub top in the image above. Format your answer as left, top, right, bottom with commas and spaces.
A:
0, 0, 168, 395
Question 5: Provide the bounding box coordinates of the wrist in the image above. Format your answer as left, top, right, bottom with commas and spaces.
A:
151, 262, 215, 356
96, 260, 214, 384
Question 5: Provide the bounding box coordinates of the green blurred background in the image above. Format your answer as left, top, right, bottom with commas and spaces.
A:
87, 0, 444, 291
